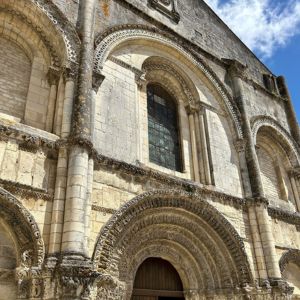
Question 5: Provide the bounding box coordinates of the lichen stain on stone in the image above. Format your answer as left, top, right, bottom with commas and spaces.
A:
101, 1, 110, 18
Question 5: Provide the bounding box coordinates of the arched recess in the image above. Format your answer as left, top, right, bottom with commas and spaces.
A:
252, 116, 300, 210
280, 250, 300, 297
0, 0, 80, 132
0, 187, 45, 298
93, 190, 253, 299
93, 26, 244, 195
94, 25, 243, 140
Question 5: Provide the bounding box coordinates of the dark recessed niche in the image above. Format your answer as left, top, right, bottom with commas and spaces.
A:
148, 0, 180, 24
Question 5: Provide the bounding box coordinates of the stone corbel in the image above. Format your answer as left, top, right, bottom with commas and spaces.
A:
222, 58, 247, 79
92, 71, 106, 93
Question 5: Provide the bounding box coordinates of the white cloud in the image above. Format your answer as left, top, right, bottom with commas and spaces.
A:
204, 0, 300, 58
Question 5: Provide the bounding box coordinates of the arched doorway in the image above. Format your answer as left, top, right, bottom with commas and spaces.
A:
132, 258, 185, 300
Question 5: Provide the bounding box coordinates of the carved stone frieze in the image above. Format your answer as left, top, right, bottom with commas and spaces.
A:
268, 206, 300, 226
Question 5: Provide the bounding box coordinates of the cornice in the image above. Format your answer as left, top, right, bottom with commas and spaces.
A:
268, 206, 300, 226
0, 179, 53, 202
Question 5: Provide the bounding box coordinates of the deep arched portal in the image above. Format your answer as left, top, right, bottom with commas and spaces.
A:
132, 257, 185, 300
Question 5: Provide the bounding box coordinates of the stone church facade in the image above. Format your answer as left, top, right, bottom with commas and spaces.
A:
0, 0, 300, 299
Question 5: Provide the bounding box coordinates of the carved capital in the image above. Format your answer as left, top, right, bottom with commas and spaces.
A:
47, 66, 61, 86
246, 196, 269, 208
223, 59, 247, 78
63, 60, 78, 81
135, 72, 147, 89
92, 71, 106, 92
186, 103, 200, 115
234, 139, 247, 153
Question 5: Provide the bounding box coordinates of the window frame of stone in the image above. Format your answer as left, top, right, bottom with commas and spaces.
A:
146, 83, 183, 172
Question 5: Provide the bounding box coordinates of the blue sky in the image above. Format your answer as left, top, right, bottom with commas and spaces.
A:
204, 0, 300, 121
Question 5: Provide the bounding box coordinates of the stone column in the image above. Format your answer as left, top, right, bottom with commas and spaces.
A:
48, 64, 77, 257
225, 59, 282, 283
290, 167, 300, 211
61, 0, 97, 258
45, 66, 60, 132
187, 105, 200, 183
197, 107, 213, 185
277, 76, 300, 147
84, 71, 105, 252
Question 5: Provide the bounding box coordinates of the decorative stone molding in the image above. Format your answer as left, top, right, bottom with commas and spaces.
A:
0, 179, 54, 202
30, 0, 80, 63
268, 206, 300, 226
143, 57, 196, 104
251, 115, 300, 165
0, 187, 45, 267
93, 190, 253, 290
93, 151, 246, 209
91, 205, 116, 215
94, 25, 243, 139
148, 0, 180, 23
279, 249, 300, 273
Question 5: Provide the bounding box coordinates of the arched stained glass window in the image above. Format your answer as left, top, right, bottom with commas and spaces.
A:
147, 84, 182, 171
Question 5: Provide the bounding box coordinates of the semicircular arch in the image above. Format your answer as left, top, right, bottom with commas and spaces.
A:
0, 187, 44, 268
94, 25, 243, 139
0, 0, 80, 66
93, 190, 253, 297
252, 116, 300, 166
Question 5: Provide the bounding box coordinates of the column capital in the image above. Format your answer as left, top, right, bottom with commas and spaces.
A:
234, 138, 247, 153
186, 103, 200, 115
47, 66, 61, 85
63, 61, 78, 82
246, 196, 269, 208
135, 72, 147, 89
92, 71, 105, 93
223, 58, 247, 78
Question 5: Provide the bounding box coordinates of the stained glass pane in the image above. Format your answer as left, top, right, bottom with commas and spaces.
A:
147, 84, 182, 171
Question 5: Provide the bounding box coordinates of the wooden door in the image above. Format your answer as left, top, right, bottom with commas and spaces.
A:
131, 258, 185, 300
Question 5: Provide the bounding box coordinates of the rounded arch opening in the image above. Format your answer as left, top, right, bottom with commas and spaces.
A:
147, 83, 182, 172
93, 190, 253, 299
132, 257, 185, 299
94, 25, 243, 140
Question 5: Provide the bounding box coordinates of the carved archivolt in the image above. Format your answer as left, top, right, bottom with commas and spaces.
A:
0, 0, 80, 65
93, 189, 253, 297
252, 116, 300, 166
94, 25, 243, 139
279, 249, 300, 274
143, 56, 198, 105
0, 187, 44, 268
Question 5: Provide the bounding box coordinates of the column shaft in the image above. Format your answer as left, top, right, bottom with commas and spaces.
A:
45, 83, 58, 132
188, 112, 200, 182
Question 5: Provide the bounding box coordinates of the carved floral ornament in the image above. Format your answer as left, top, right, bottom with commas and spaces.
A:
93, 189, 253, 298
94, 25, 243, 139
